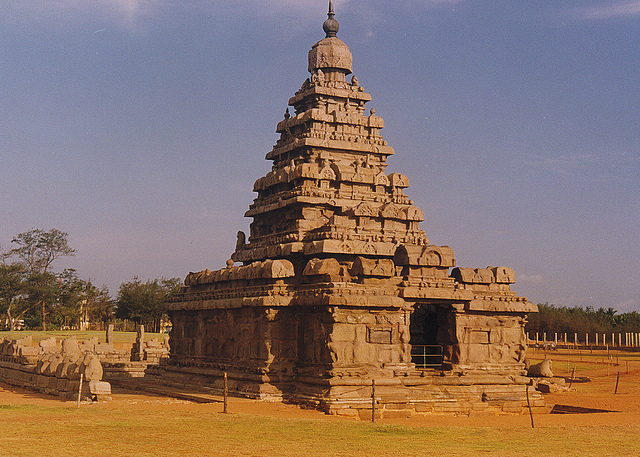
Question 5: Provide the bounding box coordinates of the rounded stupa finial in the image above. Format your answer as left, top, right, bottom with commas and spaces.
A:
308, 0, 352, 76
323, 0, 339, 37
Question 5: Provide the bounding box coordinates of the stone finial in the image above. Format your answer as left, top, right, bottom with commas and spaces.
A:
323, 0, 339, 37
308, 1, 352, 76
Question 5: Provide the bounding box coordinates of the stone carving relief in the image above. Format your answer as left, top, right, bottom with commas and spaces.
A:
353, 202, 374, 217
319, 166, 336, 181
375, 172, 390, 186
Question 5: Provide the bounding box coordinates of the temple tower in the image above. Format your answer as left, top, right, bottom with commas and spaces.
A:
234, 2, 426, 268
166, 2, 541, 416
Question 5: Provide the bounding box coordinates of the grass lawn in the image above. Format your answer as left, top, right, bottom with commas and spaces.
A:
0, 330, 166, 349
1, 399, 639, 457
527, 347, 640, 377
2, 335, 640, 456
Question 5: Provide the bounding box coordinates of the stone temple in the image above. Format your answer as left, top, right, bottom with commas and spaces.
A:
165, 3, 541, 417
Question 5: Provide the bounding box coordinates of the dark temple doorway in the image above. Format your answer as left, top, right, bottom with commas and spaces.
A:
409, 304, 453, 368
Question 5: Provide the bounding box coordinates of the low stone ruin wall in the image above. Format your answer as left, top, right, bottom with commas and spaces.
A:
0, 329, 171, 400
102, 330, 171, 379
0, 336, 111, 400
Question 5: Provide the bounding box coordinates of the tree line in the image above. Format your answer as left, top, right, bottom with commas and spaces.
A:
0, 229, 180, 332
525, 303, 640, 336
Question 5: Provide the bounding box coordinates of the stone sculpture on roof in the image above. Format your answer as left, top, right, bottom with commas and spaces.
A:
166, 1, 542, 417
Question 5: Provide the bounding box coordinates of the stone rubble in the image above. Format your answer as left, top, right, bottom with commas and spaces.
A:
0, 326, 170, 400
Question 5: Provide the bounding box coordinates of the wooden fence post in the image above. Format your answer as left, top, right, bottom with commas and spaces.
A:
526, 386, 534, 429
77, 373, 84, 408
223, 372, 228, 413
371, 379, 376, 423
569, 367, 576, 390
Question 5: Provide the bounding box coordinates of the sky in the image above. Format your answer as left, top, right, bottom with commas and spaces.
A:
1, 0, 638, 312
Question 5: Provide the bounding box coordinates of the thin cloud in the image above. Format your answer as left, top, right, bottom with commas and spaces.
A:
1, 1, 463, 30
519, 151, 639, 184
407, 0, 463, 6
112, 0, 148, 22
0, 0, 157, 26
521, 152, 599, 173
0, 1, 348, 30
518, 274, 544, 283
572, 0, 640, 20
614, 299, 639, 312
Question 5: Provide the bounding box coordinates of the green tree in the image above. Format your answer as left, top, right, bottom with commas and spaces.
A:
116, 277, 180, 332
11, 229, 75, 274
526, 303, 640, 337
57, 271, 113, 329
22, 271, 61, 331
2, 229, 76, 330
0, 261, 28, 330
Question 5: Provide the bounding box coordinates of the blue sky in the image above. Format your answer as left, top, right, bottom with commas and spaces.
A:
1, 1, 638, 312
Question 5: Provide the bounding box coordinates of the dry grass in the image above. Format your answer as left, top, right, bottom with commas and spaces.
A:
2, 342, 640, 456
0, 330, 165, 350
1, 392, 639, 457
527, 347, 639, 378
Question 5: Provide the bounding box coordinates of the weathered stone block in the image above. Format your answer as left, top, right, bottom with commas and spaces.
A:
89, 380, 111, 395
414, 403, 434, 413
532, 398, 546, 408
382, 409, 412, 419
357, 408, 380, 421
15, 336, 33, 347
95, 343, 114, 353
388, 173, 409, 188
536, 382, 560, 394
334, 408, 358, 417
263, 259, 295, 278
471, 402, 489, 412
351, 257, 394, 277
56, 378, 69, 392
331, 323, 355, 341
61, 337, 80, 355
368, 328, 392, 344
39, 337, 57, 349
303, 258, 341, 277
501, 401, 524, 413
528, 359, 553, 377
491, 267, 516, 284
432, 402, 470, 414
469, 331, 490, 344
36, 375, 50, 388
